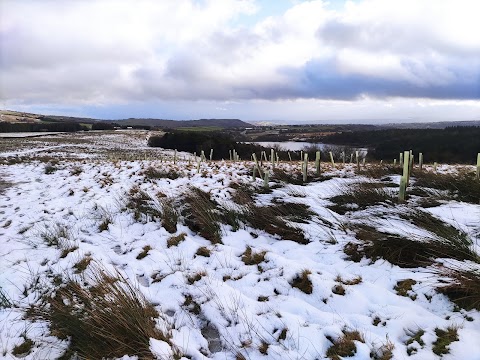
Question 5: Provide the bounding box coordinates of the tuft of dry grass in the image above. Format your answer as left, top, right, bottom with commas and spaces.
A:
142, 166, 180, 180
329, 183, 394, 214
241, 246, 266, 266
196, 246, 211, 257
136, 245, 152, 260
413, 170, 480, 204
436, 264, 480, 311
167, 233, 186, 248
326, 330, 365, 360
183, 187, 222, 244
394, 279, 417, 300
28, 266, 174, 359
243, 202, 311, 245
290, 270, 313, 294
12, 338, 34, 356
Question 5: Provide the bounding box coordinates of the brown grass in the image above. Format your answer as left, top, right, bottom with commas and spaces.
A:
28, 266, 174, 359
290, 270, 313, 294
326, 330, 365, 360
183, 187, 222, 244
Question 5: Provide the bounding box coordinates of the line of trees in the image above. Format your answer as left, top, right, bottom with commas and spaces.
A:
0, 121, 88, 133
322, 127, 480, 164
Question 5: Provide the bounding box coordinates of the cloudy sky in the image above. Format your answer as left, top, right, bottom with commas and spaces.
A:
1, 0, 479, 123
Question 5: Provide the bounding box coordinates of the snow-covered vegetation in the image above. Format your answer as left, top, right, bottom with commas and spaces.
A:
0, 131, 479, 359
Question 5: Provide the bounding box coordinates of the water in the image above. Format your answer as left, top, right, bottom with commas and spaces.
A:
248, 141, 344, 151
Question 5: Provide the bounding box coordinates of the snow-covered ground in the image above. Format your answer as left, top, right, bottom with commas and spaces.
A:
0, 131, 479, 359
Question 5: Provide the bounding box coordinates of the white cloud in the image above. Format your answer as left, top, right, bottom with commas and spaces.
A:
0, 0, 479, 121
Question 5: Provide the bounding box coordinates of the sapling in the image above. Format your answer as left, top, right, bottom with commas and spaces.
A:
476, 153, 480, 180
263, 171, 269, 189
329, 151, 335, 168
303, 153, 308, 182
355, 151, 360, 172
399, 150, 410, 202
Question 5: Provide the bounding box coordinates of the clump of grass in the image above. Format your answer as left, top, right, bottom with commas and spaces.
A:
345, 225, 433, 268
258, 341, 269, 355
70, 166, 83, 176
360, 164, 402, 179
405, 329, 425, 355
231, 184, 255, 205
136, 245, 152, 260
125, 186, 162, 222
241, 246, 266, 266
329, 183, 394, 214
413, 170, 480, 204
73, 255, 92, 274
44, 163, 57, 174
0, 286, 12, 308
332, 284, 345, 296
370, 340, 394, 360
28, 266, 174, 359
290, 270, 313, 294
167, 233, 186, 248
394, 279, 417, 300
436, 264, 480, 311
401, 210, 479, 263
196, 246, 211, 257
143, 166, 179, 180
186, 271, 206, 285
183, 294, 201, 315
183, 187, 222, 244
243, 203, 311, 244
326, 330, 365, 360
272, 168, 304, 185
12, 337, 34, 356
160, 197, 178, 233
432, 326, 459, 356
345, 224, 473, 268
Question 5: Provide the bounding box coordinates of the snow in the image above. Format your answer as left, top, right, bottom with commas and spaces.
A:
0, 130, 479, 359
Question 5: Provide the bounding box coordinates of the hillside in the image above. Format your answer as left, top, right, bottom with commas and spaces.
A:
0, 131, 479, 359
0, 110, 252, 129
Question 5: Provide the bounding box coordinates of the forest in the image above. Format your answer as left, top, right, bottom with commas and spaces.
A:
322, 127, 480, 163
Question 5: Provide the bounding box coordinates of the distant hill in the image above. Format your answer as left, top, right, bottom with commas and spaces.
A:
108, 118, 250, 128
0, 110, 252, 129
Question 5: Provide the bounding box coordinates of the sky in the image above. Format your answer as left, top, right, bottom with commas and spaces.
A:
1, 0, 479, 123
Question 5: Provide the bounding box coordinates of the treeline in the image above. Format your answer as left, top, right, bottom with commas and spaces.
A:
0, 121, 87, 133
148, 131, 265, 160
323, 127, 480, 164
148, 131, 358, 162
